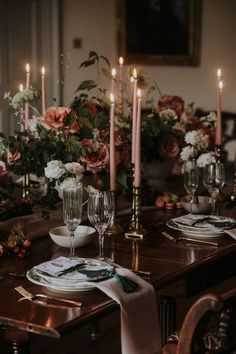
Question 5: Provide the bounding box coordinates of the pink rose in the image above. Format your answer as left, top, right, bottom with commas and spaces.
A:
7, 149, 21, 163
157, 95, 185, 118
81, 143, 109, 173
44, 106, 71, 129
158, 134, 180, 159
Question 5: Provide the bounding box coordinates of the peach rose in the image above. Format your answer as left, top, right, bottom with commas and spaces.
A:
81, 143, 109, 174
158, 134, 180, 159
44, 106, 71, 129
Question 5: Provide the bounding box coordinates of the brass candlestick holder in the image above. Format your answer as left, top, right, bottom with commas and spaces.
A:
105, 191, 123, 236
215, 144, 224, 162
125, 186, 147, 240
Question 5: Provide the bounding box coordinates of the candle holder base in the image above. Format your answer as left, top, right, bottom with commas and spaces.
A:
125, 225, 147, 240
124, 186, 146, 240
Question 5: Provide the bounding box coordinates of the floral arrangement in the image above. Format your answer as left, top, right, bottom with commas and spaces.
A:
142, 95, 216, 163
1, 51, 218, 210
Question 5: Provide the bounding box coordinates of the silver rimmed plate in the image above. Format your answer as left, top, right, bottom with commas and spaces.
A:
27, 258, 113, 292
166, 217, 236, 239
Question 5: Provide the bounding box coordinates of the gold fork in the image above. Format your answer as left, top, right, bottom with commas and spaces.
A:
14, 285, 82, 307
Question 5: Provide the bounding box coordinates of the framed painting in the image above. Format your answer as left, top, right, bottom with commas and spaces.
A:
116, 0, 202, 66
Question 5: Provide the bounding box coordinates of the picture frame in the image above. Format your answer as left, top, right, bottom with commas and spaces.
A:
116, 0, 202, 66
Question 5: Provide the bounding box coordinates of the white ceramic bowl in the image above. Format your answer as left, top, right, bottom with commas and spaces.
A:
49, 225, 96, 248
180, 195, 211, 214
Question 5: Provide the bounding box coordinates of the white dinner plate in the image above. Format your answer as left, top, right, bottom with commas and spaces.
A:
166, 219, 227, 239
27, 258, 113, 292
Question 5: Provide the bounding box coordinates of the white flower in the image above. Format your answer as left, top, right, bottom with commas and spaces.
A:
44, 160, 66, 179
185, 130, 201, 146
197, 152, 216, 168
159, 109, 178, 121
12, 88, 39, 109
180, 145, 195, 161
58, 177, 82, 191
64, 162, 85, 180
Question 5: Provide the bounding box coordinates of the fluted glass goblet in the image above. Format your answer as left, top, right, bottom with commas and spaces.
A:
63, 182, 83, 258
87, 191, 114, 260
183, 160, 199, 214
203, 162, 225, 214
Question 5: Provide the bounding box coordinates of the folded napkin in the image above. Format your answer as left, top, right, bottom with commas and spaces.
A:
224, 228, 236, 240
94, 267, 161, 354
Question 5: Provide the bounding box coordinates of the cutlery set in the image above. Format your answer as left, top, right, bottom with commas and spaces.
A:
15, 285, 82, 307
161, 231, 219, 246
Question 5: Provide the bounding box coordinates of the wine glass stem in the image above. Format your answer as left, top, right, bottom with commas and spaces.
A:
69, 230, 75, 258
98, 231, 104, 259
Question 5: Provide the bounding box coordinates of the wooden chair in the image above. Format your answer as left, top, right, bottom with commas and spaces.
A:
162, 289, 236, 354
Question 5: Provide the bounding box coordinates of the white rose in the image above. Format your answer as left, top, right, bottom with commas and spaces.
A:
64, 162, 85, 180
44, 160, 66, 179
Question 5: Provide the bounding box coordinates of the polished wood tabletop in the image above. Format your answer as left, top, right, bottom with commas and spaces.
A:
0, 202, 236, 350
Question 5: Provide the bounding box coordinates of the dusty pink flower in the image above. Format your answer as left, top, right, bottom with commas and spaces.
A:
81, 143, 109, 173
158, 134, 180, 159
157, 95, 185, 118
44, 106, 71, 129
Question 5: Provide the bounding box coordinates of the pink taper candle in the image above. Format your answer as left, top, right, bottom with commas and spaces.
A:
215, 69, 223, 146
109, 93, 116, 191
134, 89, 142, 188
19, 84, 24, 132
25, 63, 30, 129
41, 66, 46, 116
131, 68, 138, 164
119, 57, 124, 108
111, 68, 116, 96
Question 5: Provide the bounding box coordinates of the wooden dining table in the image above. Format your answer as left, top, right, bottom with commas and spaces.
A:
0, 202, 236, 354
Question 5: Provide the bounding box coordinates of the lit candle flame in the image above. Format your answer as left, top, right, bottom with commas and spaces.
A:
130, 76, 134, 84
137, 88, 142, 98
41, 66, 45, 76
119, 57, 124, 65
111, 68, 116, 78
217, 68, 222, 80
110, 93, 115, 103
26, 63, 30, 73
19, 83, 24, 92
133, 68, 137, 79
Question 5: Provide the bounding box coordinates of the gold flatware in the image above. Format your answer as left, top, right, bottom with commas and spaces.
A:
14, 285, 82, 307
161, 231, 219, 247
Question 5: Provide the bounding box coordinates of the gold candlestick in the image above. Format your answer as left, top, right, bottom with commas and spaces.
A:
105, 191, 123, 236
125, 186, 146, 240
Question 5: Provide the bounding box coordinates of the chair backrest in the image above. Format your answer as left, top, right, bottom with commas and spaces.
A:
163, 289, 236, 354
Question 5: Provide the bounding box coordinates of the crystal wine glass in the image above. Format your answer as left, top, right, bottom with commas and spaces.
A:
63, 182, 83, 258
87, 191, 114, 260
183, 160, 199, 214
203, 162, 225, 214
